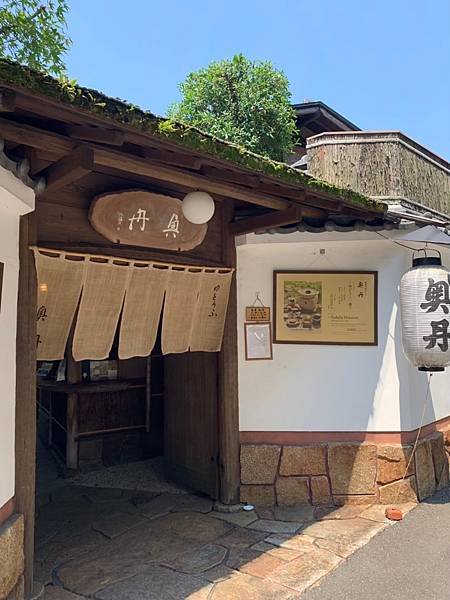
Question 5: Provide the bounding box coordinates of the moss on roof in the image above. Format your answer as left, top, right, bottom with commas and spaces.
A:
0, 58, 384, 212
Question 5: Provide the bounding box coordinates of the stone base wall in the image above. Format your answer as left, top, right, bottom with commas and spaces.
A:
0, 513, 24, 600
240, 430, 450, 507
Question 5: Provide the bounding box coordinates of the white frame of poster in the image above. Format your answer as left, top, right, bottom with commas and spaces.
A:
244, 322, 273, 360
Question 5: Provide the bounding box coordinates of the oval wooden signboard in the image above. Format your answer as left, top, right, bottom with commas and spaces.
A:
89, 190, 208, 251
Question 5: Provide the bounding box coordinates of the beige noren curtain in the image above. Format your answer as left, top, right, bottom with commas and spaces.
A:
34, 248, 234, 361
119, 265, 168, 359
72, 261, 130, 361
161, 268, 202, 355
35, 251, 86, 360
189, 270, 233, 352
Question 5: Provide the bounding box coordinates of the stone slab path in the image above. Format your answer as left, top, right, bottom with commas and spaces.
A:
35, 479, 417, 599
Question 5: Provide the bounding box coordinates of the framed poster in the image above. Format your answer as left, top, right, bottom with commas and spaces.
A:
274, 270, 378, 346
245, 322, 273, 360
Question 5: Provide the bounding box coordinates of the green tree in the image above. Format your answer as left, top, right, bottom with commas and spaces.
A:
0, 0, 70, 76
168, 54, 297, 161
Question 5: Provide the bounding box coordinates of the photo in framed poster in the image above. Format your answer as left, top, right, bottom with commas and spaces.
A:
273, 270, 378, 345
244, 322, 273, 360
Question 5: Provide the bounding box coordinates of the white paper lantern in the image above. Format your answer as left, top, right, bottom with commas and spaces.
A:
182, 191, 215, 224
400, 253, 450, 371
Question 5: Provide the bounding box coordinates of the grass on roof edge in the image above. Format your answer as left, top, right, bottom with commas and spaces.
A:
0, 58, 384, 212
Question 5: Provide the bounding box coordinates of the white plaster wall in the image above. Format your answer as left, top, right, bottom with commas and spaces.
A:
0, 167, 35, 508
237, 232, 450, 433
0, 208, 20, 508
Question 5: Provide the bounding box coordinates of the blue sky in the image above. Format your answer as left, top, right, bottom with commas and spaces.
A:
65, 1, 450, 159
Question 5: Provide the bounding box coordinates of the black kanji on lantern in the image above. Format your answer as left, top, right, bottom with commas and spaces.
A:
423, 318, 450, 352
420, 277, 450, 313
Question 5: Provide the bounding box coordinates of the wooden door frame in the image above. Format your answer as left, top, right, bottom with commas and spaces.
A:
218, 201, 240, 505
15, 213, 37, 598
14, 202, 241, 595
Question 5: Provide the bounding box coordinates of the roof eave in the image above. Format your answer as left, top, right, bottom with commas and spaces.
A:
0, 58, 385, 217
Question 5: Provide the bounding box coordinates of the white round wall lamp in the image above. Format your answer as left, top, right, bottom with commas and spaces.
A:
182, 191, 215, 224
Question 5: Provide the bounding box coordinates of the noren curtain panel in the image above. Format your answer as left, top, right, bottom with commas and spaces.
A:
34, 249, 233, 362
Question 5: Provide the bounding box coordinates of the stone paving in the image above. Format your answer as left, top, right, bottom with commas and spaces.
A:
35, 480, 417, 599
73, 457, 188, 496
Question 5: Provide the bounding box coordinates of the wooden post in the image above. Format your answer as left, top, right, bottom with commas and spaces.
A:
66, 394, 79, 471
66, 330, 81, 471
15, 213, 37, 597
218, 201, 240, 505
145, 355, 151, 432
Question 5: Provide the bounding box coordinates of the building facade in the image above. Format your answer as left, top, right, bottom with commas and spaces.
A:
238, 130, 450, 508
1, 61, 450, 597
0, 60, 387, 597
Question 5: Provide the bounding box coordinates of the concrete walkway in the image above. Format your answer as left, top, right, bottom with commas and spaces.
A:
303, 486, 450, 600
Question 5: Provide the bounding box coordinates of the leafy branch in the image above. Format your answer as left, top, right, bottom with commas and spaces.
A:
0, 2, 45, 36
0, 0, 71, 76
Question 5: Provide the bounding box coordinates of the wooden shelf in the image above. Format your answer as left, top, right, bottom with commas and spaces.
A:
37, 378, 146, 395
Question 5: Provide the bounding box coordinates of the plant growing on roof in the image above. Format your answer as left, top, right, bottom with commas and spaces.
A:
168, 54, 297, 162
0, 58, 385, 211
0, 0, 70, 76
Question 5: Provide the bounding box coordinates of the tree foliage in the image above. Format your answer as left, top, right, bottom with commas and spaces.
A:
0, 0, 70, 75
168, 54, 297, 161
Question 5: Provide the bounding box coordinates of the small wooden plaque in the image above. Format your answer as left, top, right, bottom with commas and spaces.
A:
245, 306, 271, 322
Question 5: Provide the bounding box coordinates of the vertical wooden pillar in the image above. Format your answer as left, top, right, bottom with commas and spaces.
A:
66, 332, 81, 471
65, 394, 79, 471
218, 201, 240, 505
15, 213, 37, 597
145, 355, 151, 432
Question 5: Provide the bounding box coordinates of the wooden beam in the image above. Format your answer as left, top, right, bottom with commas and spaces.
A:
218, 201, 240, 505
64, 124, 125, 146
15, 213, 37, 597
0, 119, 289, 210
0, 89, 16, 112
0, 116, 74, 155
66, 327, 81, 471
259, 180, 380, 216
137, 146, 203, 170
42, 146, 94, 191
229, 206, 306, 235
201, 164, 261, 188
91, 146, 291, 211
0, 116, 380, 216
21, 146, 49, 176
259, 182, 345, 212
11, 90, 212, 160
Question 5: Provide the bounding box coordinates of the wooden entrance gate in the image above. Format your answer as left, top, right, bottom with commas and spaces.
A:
165, 352, 219, 498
